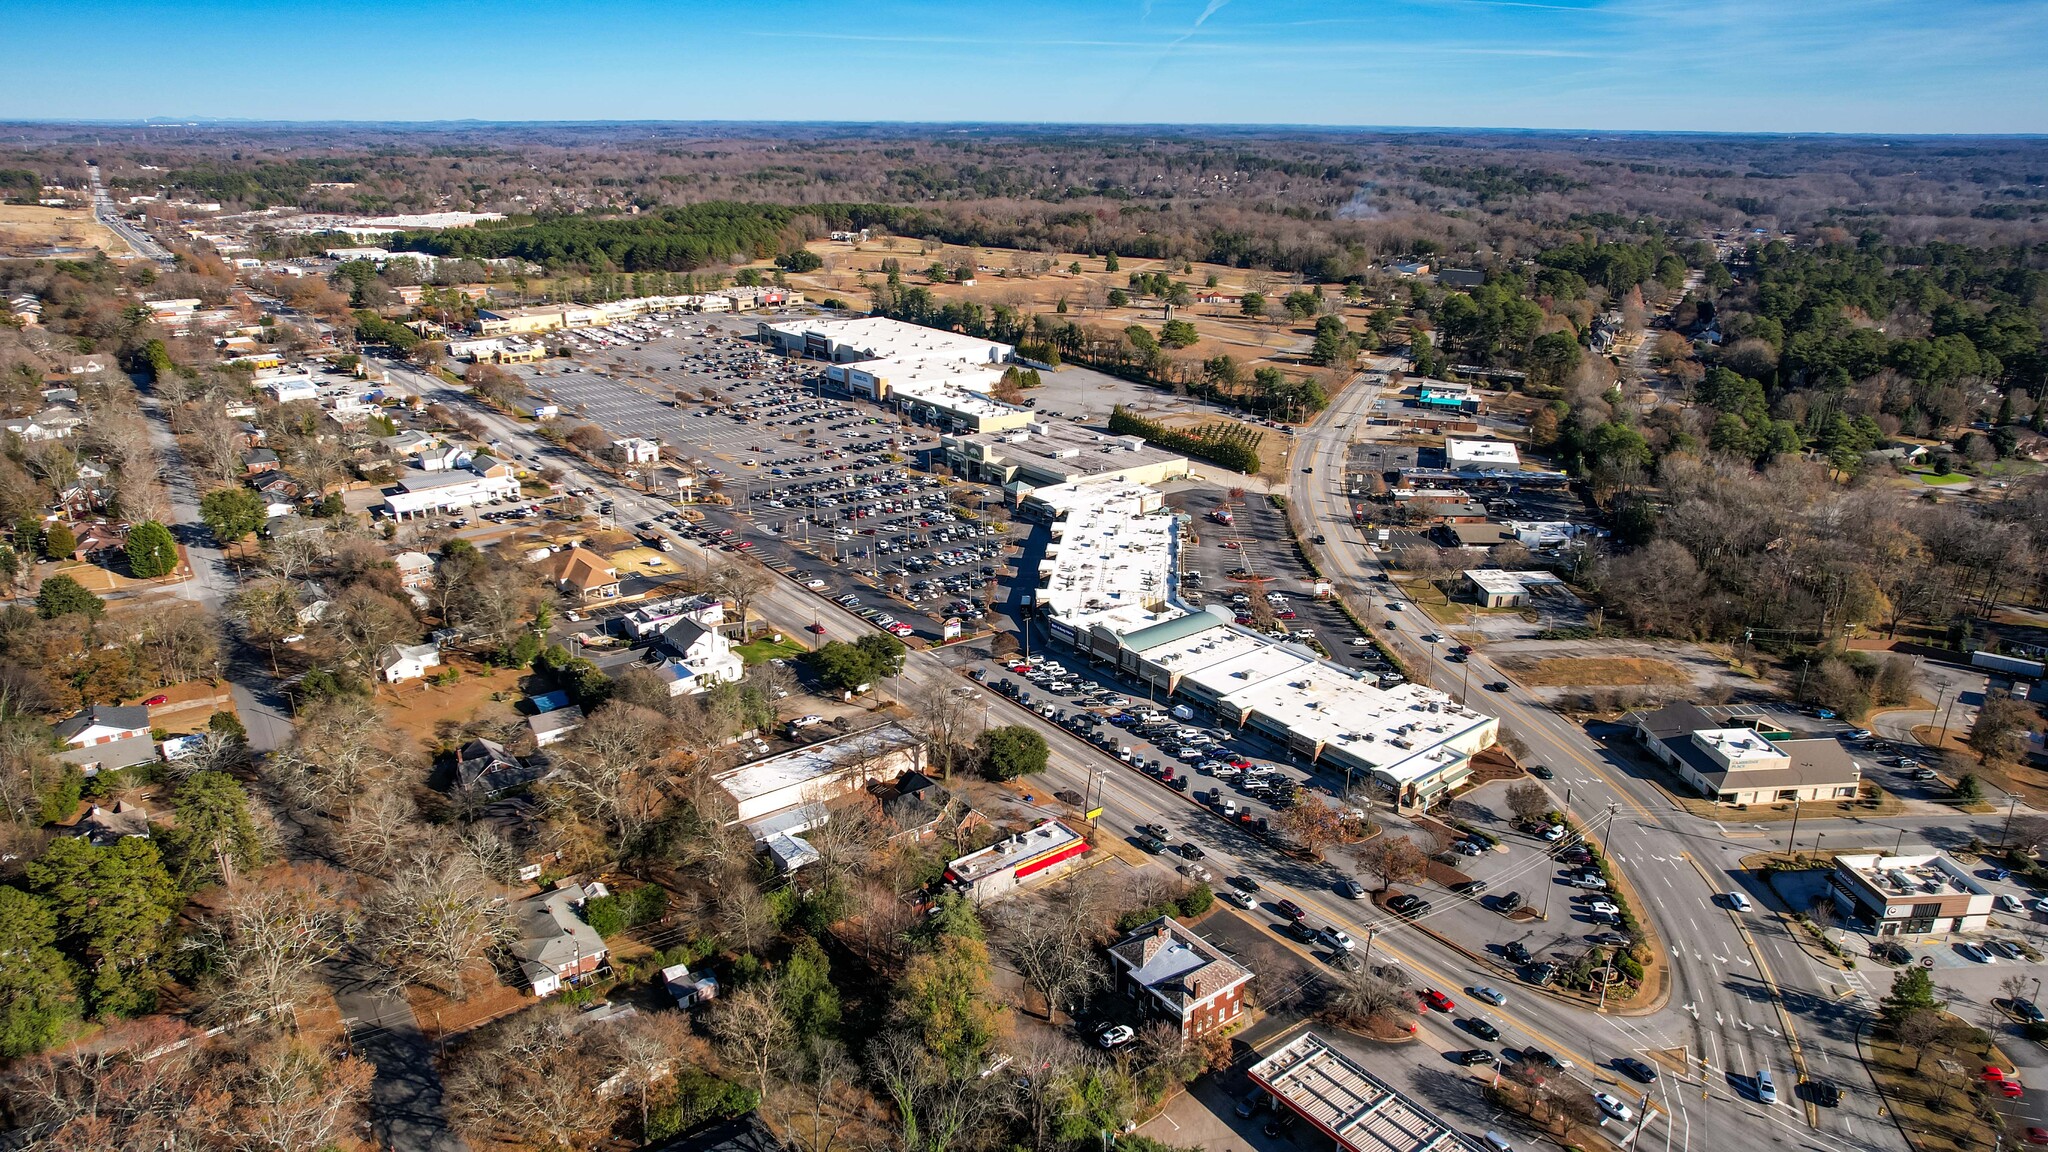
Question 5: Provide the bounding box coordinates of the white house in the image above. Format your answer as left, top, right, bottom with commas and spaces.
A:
415, 444, 474, 472
379, 641, 442, 683
652, 618, 744, 697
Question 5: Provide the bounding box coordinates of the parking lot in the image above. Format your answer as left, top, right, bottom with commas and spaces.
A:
507, 316, 1033, 645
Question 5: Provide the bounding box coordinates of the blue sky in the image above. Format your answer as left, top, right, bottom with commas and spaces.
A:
3, 0, 2043, 133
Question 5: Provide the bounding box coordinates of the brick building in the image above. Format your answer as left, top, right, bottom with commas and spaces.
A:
1107, 916, 1253, 1039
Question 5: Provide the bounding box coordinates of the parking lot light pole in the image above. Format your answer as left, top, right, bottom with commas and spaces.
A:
1998, 792, 2022, 850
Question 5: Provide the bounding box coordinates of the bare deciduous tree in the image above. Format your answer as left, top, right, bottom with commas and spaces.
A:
1353, 835, 1430, 893
990, 894, 1105, 1023
360, 842, 508, 1000
708, 983, 791, 1100
191, 864, 355, 1026
544, 702, 672, 849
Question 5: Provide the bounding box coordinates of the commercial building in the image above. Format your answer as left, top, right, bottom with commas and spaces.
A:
1248, 1031, 1482, 1152
1830, 850, 1995, 936
713, 722, 926, 835
1443, 438, 1520, 469
944, 819, 1091, 903
622, 593, 724, 640
381, 461, 519, 520
1108, 917, 1254, 1039
651, 617, 744, 696
1462, 569, 1568, 608
1027, 481, 1498, 808
1412, 381, 1482, 414
941, 421, 1189, 491
1625, 702, 1861, 806
757, 316, 1031, 433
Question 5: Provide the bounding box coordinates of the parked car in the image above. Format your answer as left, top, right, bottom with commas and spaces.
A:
1097, 1025, 1134, 1049
1503, 941, 1532, 965
1958, 941, 1996, 964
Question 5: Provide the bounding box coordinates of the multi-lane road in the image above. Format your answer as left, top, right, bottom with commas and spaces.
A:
1288, 373, 1913, 1150
87, 163, 173, 264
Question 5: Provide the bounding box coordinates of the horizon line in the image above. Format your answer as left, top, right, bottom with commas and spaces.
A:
6, 117, 2046, 141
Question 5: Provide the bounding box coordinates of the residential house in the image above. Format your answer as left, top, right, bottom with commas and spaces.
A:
381, 429, 439, 457
546, 547, 621, 602
528, 705, 586, 747
416, 444, 473, 472
70, 801, 152, 846
527, 689, 572, 713
68, 521, 127, 562
52, 704, 157, 775
393, 551, 435, 590
455, 738, 547, 796
651, 617, 744, 696
472, 795, 561, 882
242, 447, 280, 475
247, 469, 300, 518
660, 963, 720, 1010
378, 641, 442, 683
636, 1112, 792, 1152
1108, 916, 1255, 1039
510, 882, 609, 997
872, 770, 983, 844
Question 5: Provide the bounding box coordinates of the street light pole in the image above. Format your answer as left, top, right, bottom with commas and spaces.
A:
1999, 792, 2022, 850
1785, 796, 1803, 861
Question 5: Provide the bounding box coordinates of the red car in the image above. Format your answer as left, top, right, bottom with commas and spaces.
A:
1229, 757, 1252, 770
2024, 1127, 2047, 1145
807, 623, 827, 634
142, 694, 169, 707
2000, 1081, 2026, 1100
1276, 899, 1305, 921
1421, 989, 1455, 1013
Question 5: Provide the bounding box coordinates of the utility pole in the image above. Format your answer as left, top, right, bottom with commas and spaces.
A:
1785, 795, 1803, 861
1999, 792, 2022, 850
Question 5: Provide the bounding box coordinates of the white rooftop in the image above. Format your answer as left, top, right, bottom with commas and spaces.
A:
1463, 569, 1566, 598
1250, 1031, 1480, 1152
946, 819, 1084, 882
1444, 438, 1520, 466
1036, 481, 1175, 628
712, 721, 920, 806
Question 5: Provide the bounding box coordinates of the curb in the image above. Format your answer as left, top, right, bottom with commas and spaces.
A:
1852, 1019, 1920, 1152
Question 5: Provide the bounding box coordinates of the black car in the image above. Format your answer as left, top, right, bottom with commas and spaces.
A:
1615, 1057, 1658, 1084
1461, 1018, 1500, 1041
1452, 880, 1487, 897
1175, 842, 1205, 860
1807, 1079, 1843, 1108
1453, 1049, 1496, 1067
1517, 1047, 1561, 1070
1498, 892, 1525, 914
1285, 920, 1319, 943
1388, 894, 1427, 916
1503, 941, 1532, 965
1529, 962, 1559, 986
1232, 875, 1264, 894
1528, 764, 1555, 780
1486, 681, 1510, 692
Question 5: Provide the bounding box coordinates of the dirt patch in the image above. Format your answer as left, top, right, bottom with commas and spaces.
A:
1507, 656, 1691, 688
0, 203, 133, 257
376, 655, 534, 754
406, 973, 532, 1045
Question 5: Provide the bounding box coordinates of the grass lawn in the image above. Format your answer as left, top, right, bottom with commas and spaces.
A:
1912, 471, 1973, 485
1515, 655, 1691, 687
1865, 1027, 2015, 1152
735, 635, 806, 664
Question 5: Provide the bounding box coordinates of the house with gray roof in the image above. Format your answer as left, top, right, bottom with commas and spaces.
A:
510, 882, 608, 997
1106, 916, 1253, 1039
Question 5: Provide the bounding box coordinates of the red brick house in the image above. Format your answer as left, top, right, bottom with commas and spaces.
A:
1107, 916, 1253, 1039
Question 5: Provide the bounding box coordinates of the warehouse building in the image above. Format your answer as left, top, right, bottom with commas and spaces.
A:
713, 722, 926, 837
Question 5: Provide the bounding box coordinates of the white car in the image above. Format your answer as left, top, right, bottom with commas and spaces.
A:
1998, 894, 2025, 914
1726, 892, 1753, 912
1321, 927, 1357, 951
1587, 901, 1620, 917
1098, 1025, 1135, 1048
1540, 825, 1566, 842
1959, 942, 1996, 964
1593, 1092, 1634, 1124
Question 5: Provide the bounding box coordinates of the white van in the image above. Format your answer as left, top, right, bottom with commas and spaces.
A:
1170, 704, 1195, 721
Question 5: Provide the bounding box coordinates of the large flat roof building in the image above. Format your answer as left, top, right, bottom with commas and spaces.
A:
1028, 481, 1497, 808
758, 316, 1031, 432
713, 722, 926, 835
941, 421, 1189, 491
